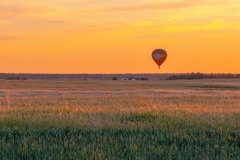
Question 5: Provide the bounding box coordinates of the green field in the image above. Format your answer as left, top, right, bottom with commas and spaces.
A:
0, 79, 240, 159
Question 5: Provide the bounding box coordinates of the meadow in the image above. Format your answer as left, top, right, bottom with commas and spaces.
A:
0, 79, 240, 159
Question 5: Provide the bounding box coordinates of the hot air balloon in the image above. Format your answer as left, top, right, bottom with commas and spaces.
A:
152, 49, 167, 69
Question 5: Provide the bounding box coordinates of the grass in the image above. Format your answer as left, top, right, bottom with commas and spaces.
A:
0, 79, 240, 159
190, 85, 240, 90
1, 128, 240, 159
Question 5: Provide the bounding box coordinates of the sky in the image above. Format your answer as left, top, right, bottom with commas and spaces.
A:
1, 0, 240, 73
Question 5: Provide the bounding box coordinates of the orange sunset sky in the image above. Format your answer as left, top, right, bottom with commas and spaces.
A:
1, 0, 240, 73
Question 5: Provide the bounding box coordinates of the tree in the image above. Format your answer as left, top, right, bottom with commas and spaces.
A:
112, 77, 118, 80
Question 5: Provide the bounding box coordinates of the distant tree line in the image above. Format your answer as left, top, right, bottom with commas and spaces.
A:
167, 73, 240, 80
6, 77, 28, 80
112, 77, 149, 80
0, 73, 171, 80
0, 73, 239, 80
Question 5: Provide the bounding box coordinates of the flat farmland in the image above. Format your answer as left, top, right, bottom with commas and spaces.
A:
0, 79, 240, 159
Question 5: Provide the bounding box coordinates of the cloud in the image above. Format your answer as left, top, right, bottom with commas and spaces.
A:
0, 35, 15, 40
84, 0, 226, 12
0, 4, 75, 31
0, 5, 53, 19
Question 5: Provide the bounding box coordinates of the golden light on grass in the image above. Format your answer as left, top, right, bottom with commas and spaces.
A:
0, 79, 239, 130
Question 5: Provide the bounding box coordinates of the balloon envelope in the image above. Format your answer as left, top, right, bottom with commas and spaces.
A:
152, 49, 167, 68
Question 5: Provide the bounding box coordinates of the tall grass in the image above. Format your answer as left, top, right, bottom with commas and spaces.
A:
0, 79, 240, 159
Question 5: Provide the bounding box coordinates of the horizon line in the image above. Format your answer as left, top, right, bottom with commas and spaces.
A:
0, 72, 240, 75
